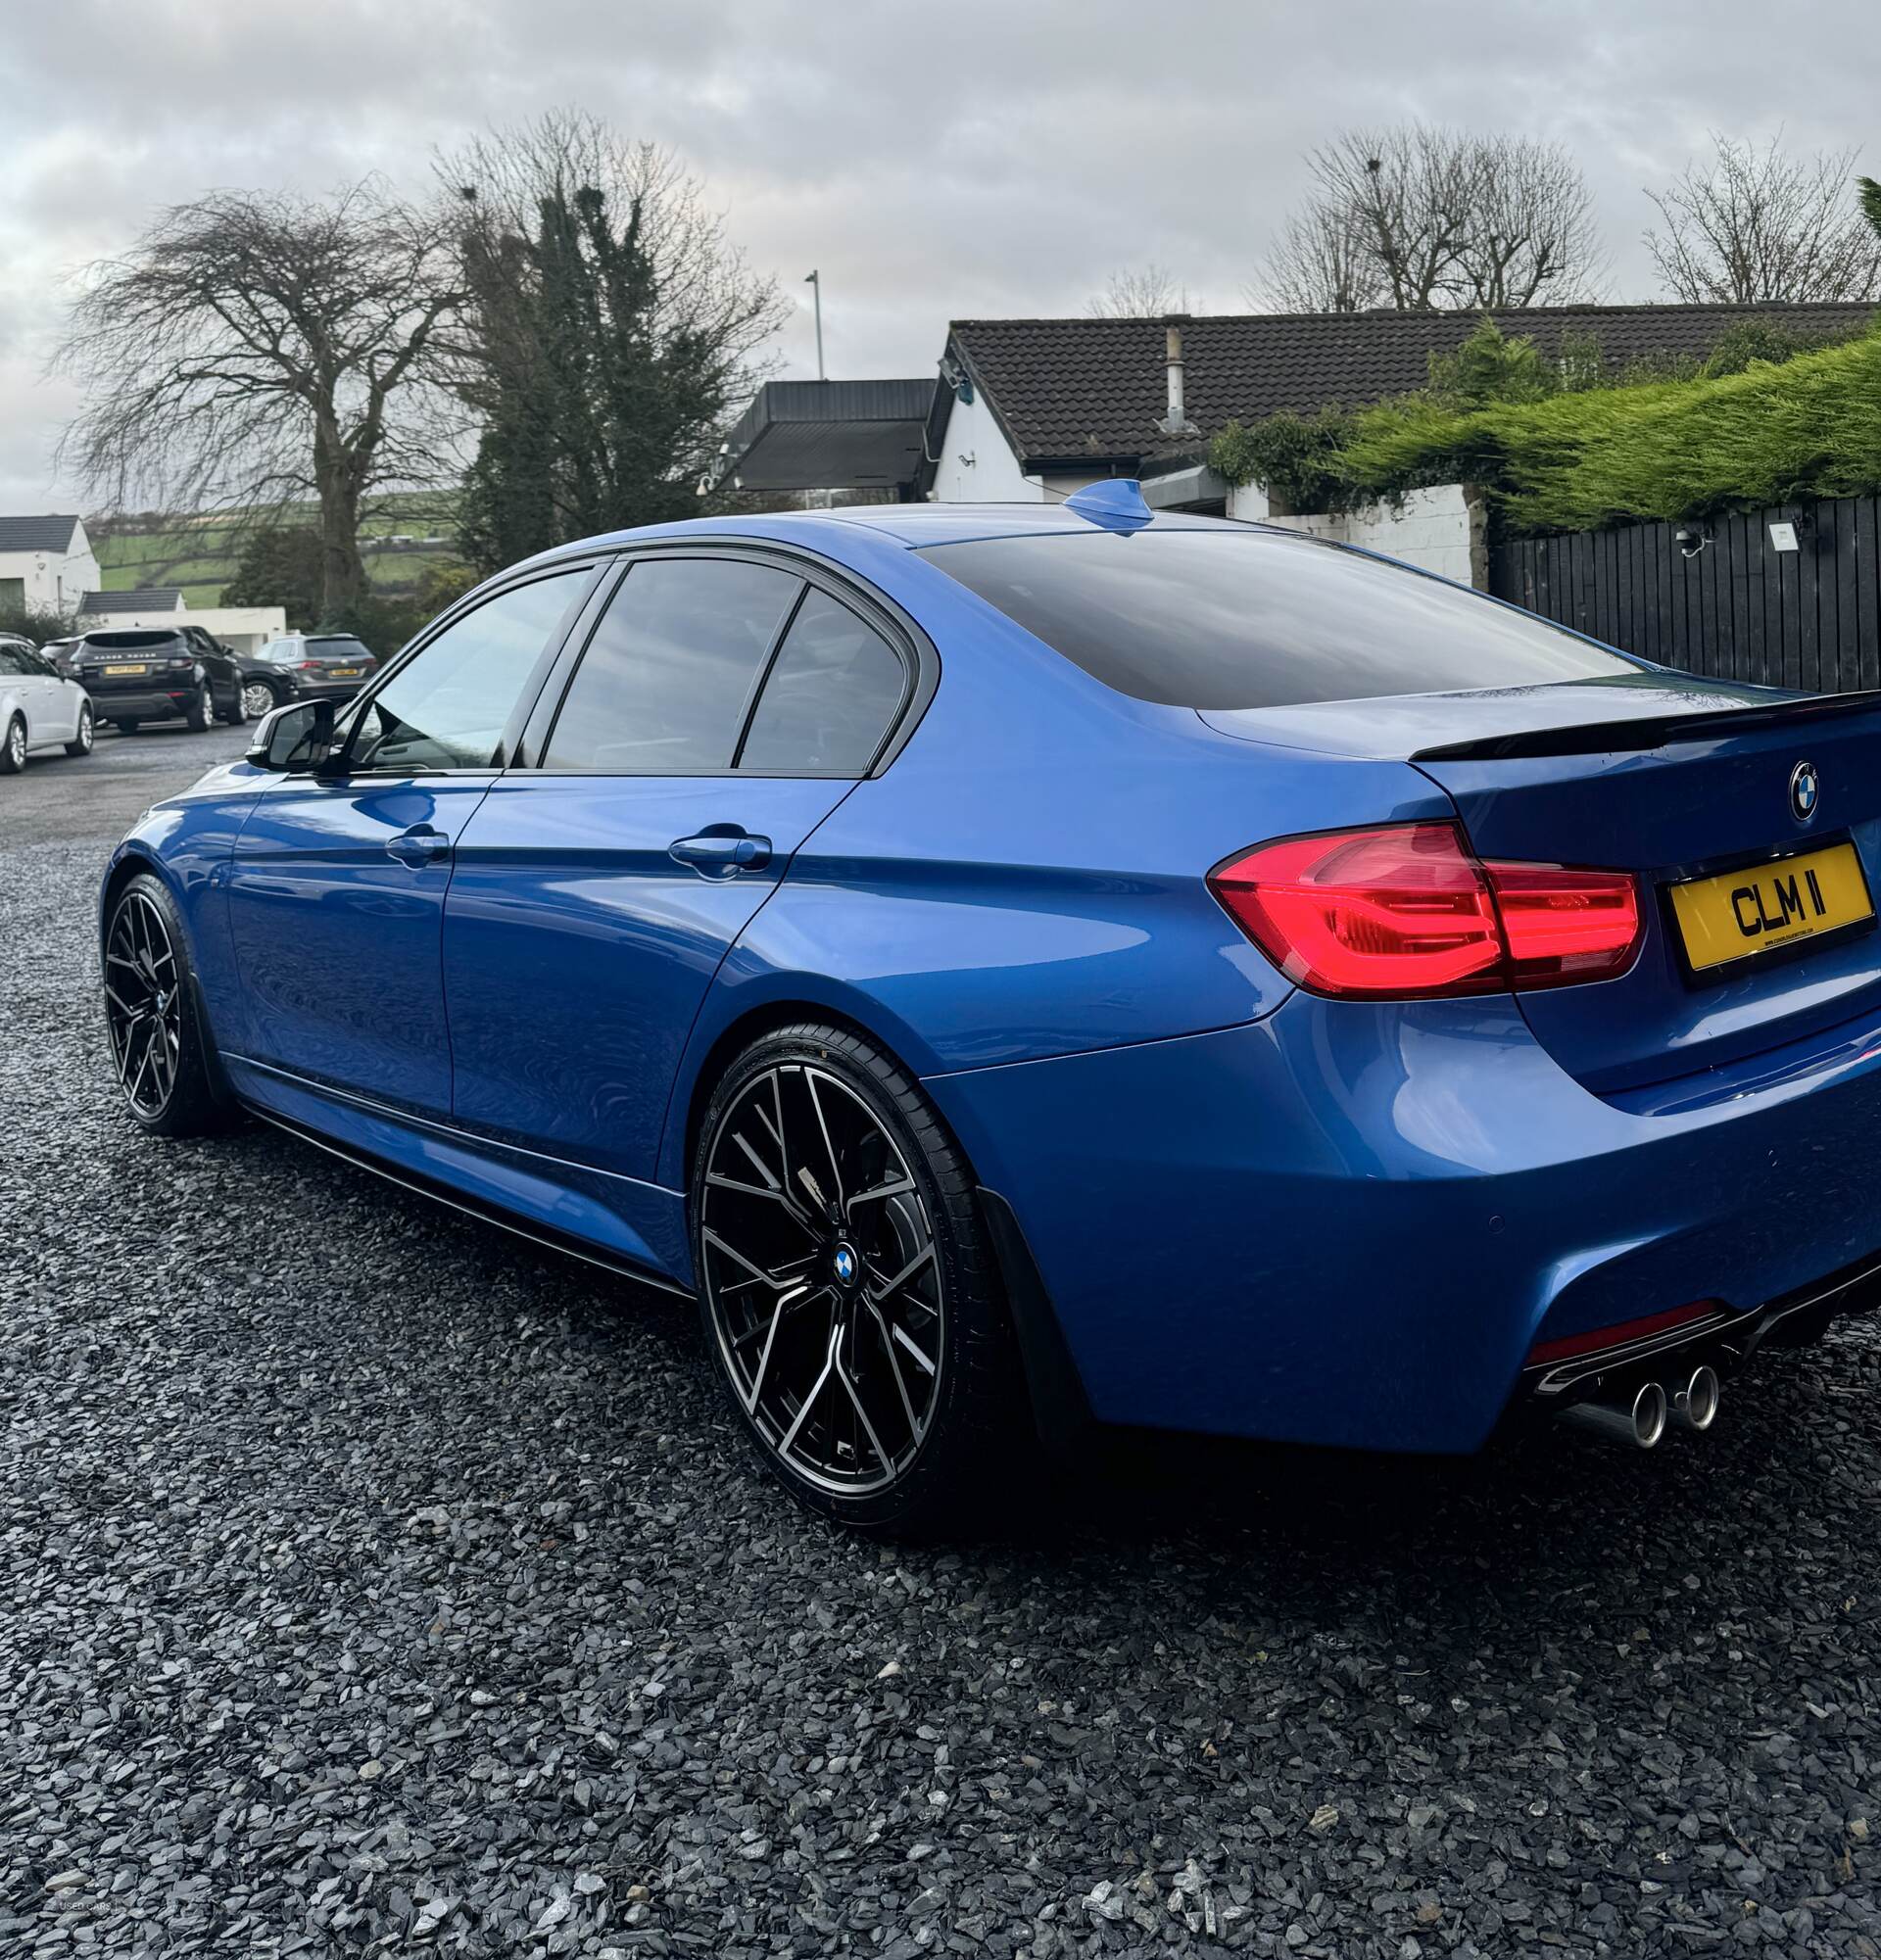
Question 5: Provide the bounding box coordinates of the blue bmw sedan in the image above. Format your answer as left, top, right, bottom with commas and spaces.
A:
100, 482, 1881, 1529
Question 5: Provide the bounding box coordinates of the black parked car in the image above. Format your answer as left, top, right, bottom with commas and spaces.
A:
70, 626, 248, 733
38, 636, 83, 679
238, 633, 379, 720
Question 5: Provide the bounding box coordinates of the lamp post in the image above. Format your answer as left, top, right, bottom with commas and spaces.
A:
804, 269, 824, 381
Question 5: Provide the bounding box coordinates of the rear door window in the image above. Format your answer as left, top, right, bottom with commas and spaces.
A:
916, 528, 1638, 709
543, 557, 801, 773
737, 590, 907, 775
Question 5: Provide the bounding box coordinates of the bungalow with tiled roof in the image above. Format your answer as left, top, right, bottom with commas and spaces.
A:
707, 300, 1873, 583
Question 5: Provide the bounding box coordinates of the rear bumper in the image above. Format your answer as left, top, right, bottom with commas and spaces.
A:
85, 686, 197, 721
924, 989, 1881, 1454
287, 677, 367, 699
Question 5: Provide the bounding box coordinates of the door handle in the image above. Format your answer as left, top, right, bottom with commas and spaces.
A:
385, 825, 453, 868
669, 830, 773, 878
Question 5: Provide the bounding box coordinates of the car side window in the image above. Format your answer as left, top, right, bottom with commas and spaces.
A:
543, 557, 801, 774
0, 646, 24, 676
348, 569, 590, 774
737, 590, 908, 775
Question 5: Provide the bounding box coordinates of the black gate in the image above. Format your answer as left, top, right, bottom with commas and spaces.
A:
1487, 497, 1881, 694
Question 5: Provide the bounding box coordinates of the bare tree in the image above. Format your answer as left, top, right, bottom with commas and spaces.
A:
1645, 133, 1881, 303
1087, 263, 1192, 317
55, 182, 463, 614
1466, 136, 1607, 306
1266, 203, 1387, 313
1259, 125, 1605, 311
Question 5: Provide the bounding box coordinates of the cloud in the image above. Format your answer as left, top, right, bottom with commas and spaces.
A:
2, 0, 1878, 509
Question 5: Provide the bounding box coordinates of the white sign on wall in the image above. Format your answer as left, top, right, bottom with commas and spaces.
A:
1768, 521, 1800, 552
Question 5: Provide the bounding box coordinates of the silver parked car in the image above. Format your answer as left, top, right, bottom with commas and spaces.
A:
0, 635, 93, 772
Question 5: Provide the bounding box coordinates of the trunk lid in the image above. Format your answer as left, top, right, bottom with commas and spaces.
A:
1203, 678, 1881, 1095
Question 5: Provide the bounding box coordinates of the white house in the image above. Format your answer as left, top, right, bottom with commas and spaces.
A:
0, 514, 102, 614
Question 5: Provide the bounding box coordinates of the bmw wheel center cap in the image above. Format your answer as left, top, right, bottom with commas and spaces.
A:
832, 1243, 859, 1287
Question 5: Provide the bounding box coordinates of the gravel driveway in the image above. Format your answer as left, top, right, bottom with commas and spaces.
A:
4, 728, 1880, 1958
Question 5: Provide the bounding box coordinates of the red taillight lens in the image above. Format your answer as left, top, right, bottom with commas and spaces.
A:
1209, 822, 1640, 1000
298, 660, 323, 671
1210, 823, 1504, 997
1481, 859, 1640, 988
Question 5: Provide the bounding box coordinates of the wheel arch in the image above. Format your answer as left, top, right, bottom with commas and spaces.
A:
669, 994, 923, 1205
98, 844, 170, 944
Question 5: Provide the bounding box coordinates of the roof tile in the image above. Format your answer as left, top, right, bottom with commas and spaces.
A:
949, 303, 1877, 461
0, 514, 83, 553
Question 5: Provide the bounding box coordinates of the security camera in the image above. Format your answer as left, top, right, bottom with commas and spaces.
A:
1674, 525, 1709, 559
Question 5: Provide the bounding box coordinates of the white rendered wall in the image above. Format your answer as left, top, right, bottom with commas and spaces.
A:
1228, 481, 1481, 587
929, 390, 1041, 502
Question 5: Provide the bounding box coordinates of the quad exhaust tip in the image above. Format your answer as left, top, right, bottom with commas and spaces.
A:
1671, 1363, 1720, 1433
1563, 1378, 1668, 1450
1561, 1365, 1722, 1449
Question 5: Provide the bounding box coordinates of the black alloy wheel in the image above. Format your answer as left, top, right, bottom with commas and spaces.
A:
102, 876, 231, 1136
694, 1023, 1023, 1534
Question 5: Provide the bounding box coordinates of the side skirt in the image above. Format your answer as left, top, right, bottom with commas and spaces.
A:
247, 1102, 694, 1301
223, 1053, 692, 1297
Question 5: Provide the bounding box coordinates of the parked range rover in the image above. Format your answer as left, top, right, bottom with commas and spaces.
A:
72, 626, 249, 734
241, 633, 378, 719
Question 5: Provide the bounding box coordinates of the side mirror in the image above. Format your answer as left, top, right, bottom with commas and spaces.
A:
247, 697, 338, 774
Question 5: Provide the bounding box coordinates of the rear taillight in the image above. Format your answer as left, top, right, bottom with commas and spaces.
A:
297, 660, 323, 671
1209, 822, 1640, 1000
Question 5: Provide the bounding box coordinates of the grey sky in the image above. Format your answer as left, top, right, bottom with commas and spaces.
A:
3, 0, 1878, 513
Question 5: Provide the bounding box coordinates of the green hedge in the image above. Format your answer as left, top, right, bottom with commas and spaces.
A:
1210, 322, 1881, 537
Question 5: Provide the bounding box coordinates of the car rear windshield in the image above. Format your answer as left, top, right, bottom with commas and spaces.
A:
82, 631, 182, 652
306, 637, 371, 659
915, 529, 1637, 709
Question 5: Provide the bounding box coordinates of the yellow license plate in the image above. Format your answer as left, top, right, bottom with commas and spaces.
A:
1669, 841, 1874, 973
329, 667, 360, 678
102, 663, 146, 676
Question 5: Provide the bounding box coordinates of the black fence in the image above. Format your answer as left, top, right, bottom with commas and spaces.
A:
1486, 497, 1881, 694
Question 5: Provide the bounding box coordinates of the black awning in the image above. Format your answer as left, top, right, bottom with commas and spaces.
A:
710, 378, 938, 493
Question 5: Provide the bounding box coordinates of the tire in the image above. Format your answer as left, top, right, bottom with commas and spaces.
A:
65, 702, 94, 758
0, 713, 24, 774
114, 718, 139, 735
184, 682, 213, 733
217, 687, 250, 727
692, 1022, 1025, 1536
101, 874, 234, 1138
241, 679, 281, 720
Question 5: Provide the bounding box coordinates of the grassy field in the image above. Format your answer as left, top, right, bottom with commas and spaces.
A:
93, 492, 466, 608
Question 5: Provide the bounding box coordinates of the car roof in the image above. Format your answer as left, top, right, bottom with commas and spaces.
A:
526, 501, 1237, 565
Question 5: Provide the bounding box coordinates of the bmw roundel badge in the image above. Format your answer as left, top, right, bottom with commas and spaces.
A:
832, 1245, 857, 1285
1790, 760, 1820, 824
